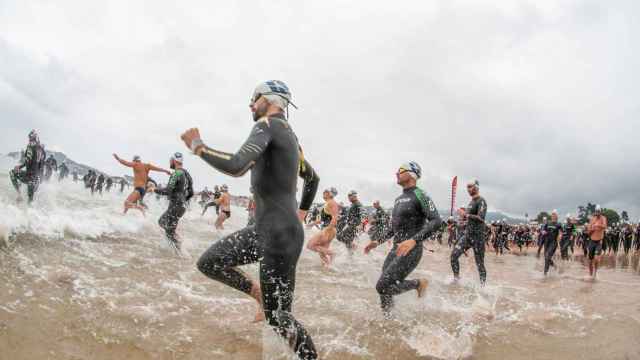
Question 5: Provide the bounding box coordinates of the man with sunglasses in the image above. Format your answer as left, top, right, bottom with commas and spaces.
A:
181, 80, 320, 359
364, 161, 442, 315
450, 180, 488, 284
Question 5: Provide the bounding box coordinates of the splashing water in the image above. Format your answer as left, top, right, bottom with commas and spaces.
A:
1, 158, 640, 359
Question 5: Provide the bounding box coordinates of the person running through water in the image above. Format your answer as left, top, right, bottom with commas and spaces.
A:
364, 161, 441, 316
369, 200, 390, 243
450, 180, 488, 284
586, 206, 607, 279
43, 154, 57, 182
213, 184, 231, 229
542, 210, 562, 276
113, 154, 170, 214
537, 217, 548, 257
197, 186, 212, 208
337, 190, 363, 251
105, 177, 114, 192
183, 80, 320, 359
10, 130, 46, 203
621, 223, 633, 255
150, 152, 193, 254
118, 178, 127, 192
560, 214, 576, 260
201, 185, 221, 216
95, 173, 105, 195
58, 162, 69, 181
307, 188, 340, 266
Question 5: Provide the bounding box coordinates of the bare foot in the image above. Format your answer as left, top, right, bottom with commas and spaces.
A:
417, 279, 429, 298
253, 309, 266, 323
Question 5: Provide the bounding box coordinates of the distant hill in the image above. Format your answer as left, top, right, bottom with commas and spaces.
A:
7, 150, 125, 180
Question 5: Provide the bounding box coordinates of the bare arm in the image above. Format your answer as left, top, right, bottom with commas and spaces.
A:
113, 154, 134, 168
328, 202, 339, 228
147, 164, 171, 175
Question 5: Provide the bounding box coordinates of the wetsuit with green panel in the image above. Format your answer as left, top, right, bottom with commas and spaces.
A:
155, 168, 194, 250
10, 142, 46, 203
194, 113, 320, 359
376, 186, 442, 313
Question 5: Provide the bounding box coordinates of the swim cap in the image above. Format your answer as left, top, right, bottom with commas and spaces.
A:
171, 152, 183, 163
468, 179, 480, 188
221, 184, 228, 192
250, 80, 297, 110
133, 155, 141, 162
399, 161, 422, 179
348, 190, 358, 197
595, 205, 602, 212
28, 130, 39, 144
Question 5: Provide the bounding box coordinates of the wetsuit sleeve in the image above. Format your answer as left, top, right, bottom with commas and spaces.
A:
197, 121, 271, 177
477, 198, 487, 221
298, 159, 319, 211
414, 192, 443, 243
18, 147, 34, 170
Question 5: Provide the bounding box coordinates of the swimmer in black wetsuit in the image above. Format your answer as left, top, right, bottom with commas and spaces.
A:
337, 190, 362, 250
543, 211, 562, 276
450, 180, 488, 284
560, 215, 575, 260
364, 161, 442, 315
10, 130, 46, 203
151, 152, 194, 254
181, 80, 320, 359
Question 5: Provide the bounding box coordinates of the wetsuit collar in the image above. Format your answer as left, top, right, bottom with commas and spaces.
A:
403, 185, 417, 193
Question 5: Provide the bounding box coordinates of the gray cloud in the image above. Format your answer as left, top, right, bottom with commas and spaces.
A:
1, 0, 638, 219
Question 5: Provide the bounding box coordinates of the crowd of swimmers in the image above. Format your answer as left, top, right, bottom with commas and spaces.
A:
8, 80, 640, 360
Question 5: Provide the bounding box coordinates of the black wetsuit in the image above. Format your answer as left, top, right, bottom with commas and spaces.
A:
105, 177, 113, 192
337, 200, 362, 247
369, 207, 390, 242
319, 206, 333, 228
376, 186, 442, 313
202, 190, 222, 215
194, 113, 320, 359
58, 163, 69, 181
10, 142, 46, 203
451, 196, 488, 284
543, 221, 562, 275
580, 228, 590, 257
622, 227, 632, 255
537, 224, 546, 256
95, 174, 105, 194
119, 179, 126, 192
43, 156, 57, 181
635, 226, 640, 252
155, 168, 194, 250
560, 222, 575, 260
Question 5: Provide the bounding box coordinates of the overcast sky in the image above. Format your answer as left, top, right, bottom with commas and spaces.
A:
1, 0, 638, 219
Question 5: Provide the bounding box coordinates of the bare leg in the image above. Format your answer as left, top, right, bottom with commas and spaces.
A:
124, 191, 144, 215
250, 282, 265, 322
215, 212, 228, 230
